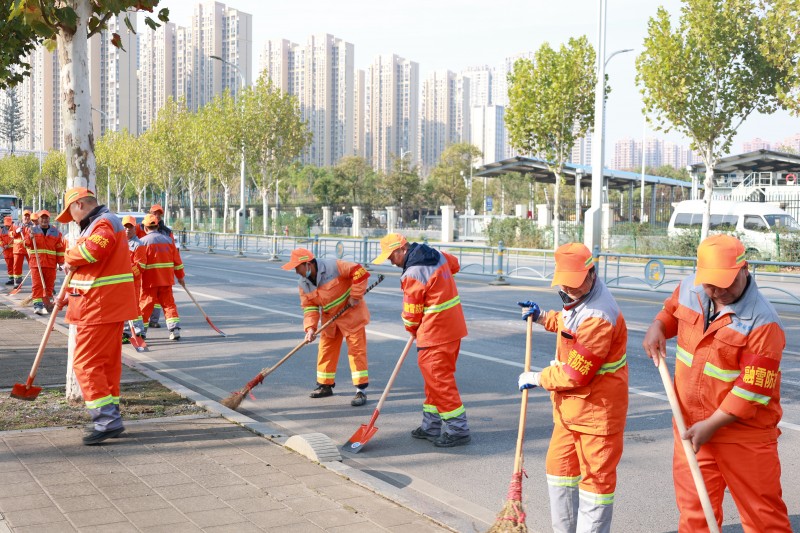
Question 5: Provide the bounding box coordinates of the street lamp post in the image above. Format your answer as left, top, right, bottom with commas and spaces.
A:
210, 55, 246, 238
269, 179, 282, 261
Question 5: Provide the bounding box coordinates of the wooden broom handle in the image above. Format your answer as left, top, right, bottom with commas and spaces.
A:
513, 315, 534, 474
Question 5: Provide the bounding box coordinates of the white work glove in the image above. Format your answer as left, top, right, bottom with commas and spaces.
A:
518, 371, 541, 390
304, 329, 317, 343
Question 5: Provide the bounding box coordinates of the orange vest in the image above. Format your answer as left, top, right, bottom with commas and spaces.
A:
538, 279, 629, 435
656, 274, 784, 443
139, 231, 184, 288
64, 208, 138, 325
25, 226, 65, 269
400, 244, 467, 348
299, 259, 370, 336
0, 225, 12, 255
12, 222, 31, 255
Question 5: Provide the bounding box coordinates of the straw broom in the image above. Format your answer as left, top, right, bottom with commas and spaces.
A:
487, 315, 534, 532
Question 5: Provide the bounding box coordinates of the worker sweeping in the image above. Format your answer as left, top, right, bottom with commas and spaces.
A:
11, 209, 32, 287
517, 242, 628, 532
282, 247, 371, 406
139, 214, 185, 340
1, 216, 14, 285
642, 235, 791, 532
24, 210, 65, 314
121, 215, 146, 343
139, 204, 173, 329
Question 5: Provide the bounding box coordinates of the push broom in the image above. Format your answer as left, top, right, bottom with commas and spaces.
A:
488, 314, 535, 532
221, 274, 384, 410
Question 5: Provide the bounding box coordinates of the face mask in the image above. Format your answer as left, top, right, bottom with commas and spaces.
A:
558, 290, 573, 304
304, 265, 312, 280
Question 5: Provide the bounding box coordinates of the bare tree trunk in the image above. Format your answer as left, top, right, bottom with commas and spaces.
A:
262, 189, 269, 234
701, 146, 716, 241
222, 185, 230, 234
553, 174, 561, 251
189, 180, 196, 232
57, 0, 95, 404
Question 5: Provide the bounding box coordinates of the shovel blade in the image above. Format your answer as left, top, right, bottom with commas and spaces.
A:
344, 424, 379, 453
10, 383, 42, 401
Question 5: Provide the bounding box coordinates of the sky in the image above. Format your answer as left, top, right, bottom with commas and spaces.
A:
158, 0, 799, 159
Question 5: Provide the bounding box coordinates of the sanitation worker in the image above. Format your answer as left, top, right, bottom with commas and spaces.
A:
1, 216, 14, 285
24, 210, 65, 314
517, 242, 628, 532
140, 204, 173, 328
121, 215, 146, 343
642, 234, 791, 532
11, 209, 32, 287
282, 247, 371, 406
56, 187, 137, 444
139, 214, 185, 340
373, 233, 471, 447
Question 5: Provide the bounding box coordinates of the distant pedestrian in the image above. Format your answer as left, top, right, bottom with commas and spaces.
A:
642, 234, 791, 532
141, 204, 173, 329
56, 187, 137, 445
372, 233, 471, 448
24, 210, 65, 314
282, 248, 371, 406
139, 214, 185, 340
121, 215, 146, 343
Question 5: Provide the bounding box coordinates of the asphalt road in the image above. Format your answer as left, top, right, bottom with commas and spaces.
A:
121, 250, 800, 532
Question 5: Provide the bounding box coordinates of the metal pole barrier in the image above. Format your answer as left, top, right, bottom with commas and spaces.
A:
236, 233, 245, 257
206, 232, 215, 254
489, 240, 510, 286
313, 235, 320, 257
362, 236, 372, 270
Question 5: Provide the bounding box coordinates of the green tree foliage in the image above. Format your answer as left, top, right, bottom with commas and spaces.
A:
380, 152, 422, 223
759, 0, 800, 115
636, 0, 791, 239
506, 36, 597, 249
0, 87, 27, 153
427, 143, 482, 210
0, 13, 39, 90
333, 156, 377, 207
40, 149, 66, 207
312, 173, 349, 206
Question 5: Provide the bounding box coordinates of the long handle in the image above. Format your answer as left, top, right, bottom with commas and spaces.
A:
657, 359, 720, 533
361, 336, 415, 431
513, 315, 534, 474
182, 281, 209, 319
9, 269, 31, 294
23, 272, 72, 387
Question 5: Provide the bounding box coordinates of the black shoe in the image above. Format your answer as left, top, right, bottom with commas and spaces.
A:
4, 279, 13, 285
433, 432, 471, 448
351, 391, 367, 407
148, 321, 162, 328
310, 384, 333, 398
411, 427, 440, 442
83, 426, 125, 445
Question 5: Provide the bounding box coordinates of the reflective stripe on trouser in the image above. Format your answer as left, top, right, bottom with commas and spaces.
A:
546, 421, 622, 533
30, 266, 56, 304
123, 318, 145, 336
316, 326, 369, 386
73, 322, 124, 432
11, 253, 25, 276
671, 427, 791, 533
141, 286, 180, 331
418, 339, 468, 437
150, 304, 162, 323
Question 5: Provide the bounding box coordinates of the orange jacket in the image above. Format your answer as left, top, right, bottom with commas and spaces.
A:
656, 274, 784, 443
12, 222, 31, 255
1, 225, 12, 255
400, 243, 467, 347
139, 231, 184, 288
64, 207, 138, 325
299, 258, 370, 337
24, 225, 65, 269
538, 278, 629, 435
128, 235, 145, 296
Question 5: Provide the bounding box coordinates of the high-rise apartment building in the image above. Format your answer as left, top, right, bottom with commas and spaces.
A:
741, 137, 772, 152
570, 130, 593, 167
16, 47, 60, 153
780, 133, 800, 153
139, 22, 176, 133
462, 66, 492, 107
493, 51, 534, 108
419, 71, 470, 175
612, 137, 639, 170
471, 106, 506, 167
365, 54, 419, 173
353, 69, 366, 158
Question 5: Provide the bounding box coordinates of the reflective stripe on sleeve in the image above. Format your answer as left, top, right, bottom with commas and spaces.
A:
423, 295, 461, 314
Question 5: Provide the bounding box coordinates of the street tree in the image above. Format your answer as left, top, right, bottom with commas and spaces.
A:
506, 36, 597, 249
334, 156, 377, 207
40, 149, 67, 208
174, 99, 209, 231
311, 173, 349, 207
427, 143, 482, 210
201, 90, 241, 233
637, 0, 790, 239
759, 0, 800, 115
243, 75, 311, 234
381, 152, 422, 225
0, 87, 27, 153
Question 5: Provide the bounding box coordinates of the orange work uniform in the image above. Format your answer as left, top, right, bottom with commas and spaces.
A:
1, 222, 13, 283
139, 231, 184, 332
123, 234, 146, 336
25, 224, 65, 309
64, 207, 138, 432
299, 258, 370, 388
536, 278, 628, 532
11, 221, 31, 282
400, 242, 469, 437
655, 274, 791, 532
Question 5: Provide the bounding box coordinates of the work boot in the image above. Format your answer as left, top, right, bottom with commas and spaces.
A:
5, 278, 13, 285
169, 329, 181, 341
33, 305, 48, 316
351, 391, 367, 407
83, 426, 125, 445
149, 320, 162, 328
310, 384, 333, 398
433, 432, 471, 448
411, 427, 440, 442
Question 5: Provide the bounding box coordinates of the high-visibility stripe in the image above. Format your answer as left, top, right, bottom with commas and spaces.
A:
70, 273, 133, 290
351, 370, 368, 380
579, 488, 614, 505
732, 386, 771, 406
166, 317, 180, 325
402, 317, 419, 327
676, 345, 693, 367
439, 404, 465, 420
85, 395, 114, 409
597, 353, 627, 375
317, 371, 336, 380
303, 306, 318, 315
26, 248, 58, 255
703, 362, 740, 382
112, 396, 120, 405
323, 289, 351, 311
423, 295, 461, 314
423, 403, 439, 414
78, 243, 97, 263
547, 474, 581, 487
174, 264, 184, 271
141, 262, 174, 269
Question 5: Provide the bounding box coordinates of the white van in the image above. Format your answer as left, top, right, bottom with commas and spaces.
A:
667, 200, 800, 258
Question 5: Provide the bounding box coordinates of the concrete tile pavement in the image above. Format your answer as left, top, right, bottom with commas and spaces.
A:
0, 297, 453, 532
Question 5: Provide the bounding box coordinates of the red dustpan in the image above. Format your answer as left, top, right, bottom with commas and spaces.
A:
344, 336, 414, 453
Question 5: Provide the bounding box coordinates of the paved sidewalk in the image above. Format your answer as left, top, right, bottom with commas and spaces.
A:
0, 296, 452, 533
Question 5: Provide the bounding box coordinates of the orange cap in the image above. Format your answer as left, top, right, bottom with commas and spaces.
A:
3, 216, 11, 225
38, 210, 51, 219
372, 233, 408, 264
56, 187, 95, 223
30, 212, 39, 221
142, 214, 159, 227
551, 242, 595, 287
149, 204, 164, 214
22, 209, 31, 216
281, 248, 315, 270
121, 215, 137, 227
694, 234, 746, 288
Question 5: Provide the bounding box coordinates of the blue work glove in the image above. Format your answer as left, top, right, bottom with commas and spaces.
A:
518, 371, 541, 390
517, 301, 541, 322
